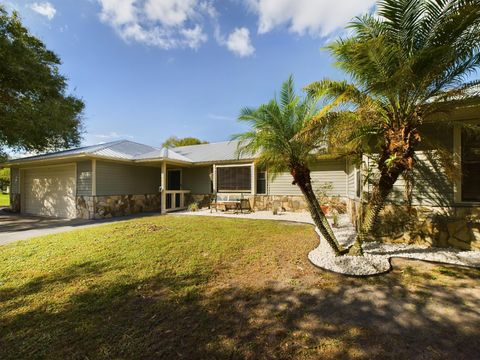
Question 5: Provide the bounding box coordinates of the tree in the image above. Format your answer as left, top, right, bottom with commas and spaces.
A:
234, 76, 345, 255
0, 6, 84, 157
162, 136, 208, 148
307, 0, 480, 255
0, 167, 9, 191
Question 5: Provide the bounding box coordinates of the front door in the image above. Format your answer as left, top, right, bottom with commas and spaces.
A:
167, 170, 181, 190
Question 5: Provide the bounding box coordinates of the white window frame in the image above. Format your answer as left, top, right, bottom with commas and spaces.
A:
454, 123, 480, 204
255, 167, 268, 195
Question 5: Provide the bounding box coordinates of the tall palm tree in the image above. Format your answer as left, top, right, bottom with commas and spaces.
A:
234, 76, 345, 255
306, 0, 480, 255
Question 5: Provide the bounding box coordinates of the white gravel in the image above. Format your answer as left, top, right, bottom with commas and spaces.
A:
308, 228, 392, 276
175, 209, 480, 275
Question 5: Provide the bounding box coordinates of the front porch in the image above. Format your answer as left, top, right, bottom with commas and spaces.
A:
160, 162, 196, 213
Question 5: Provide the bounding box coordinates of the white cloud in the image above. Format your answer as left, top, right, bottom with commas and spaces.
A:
30, 2, 57, 20
145, 0, 196, 27
97, 0, 210, 50
181, 24, 208, 49
94, 132, 134, 140
225, 27, 254, 57
247, 0, 376, 37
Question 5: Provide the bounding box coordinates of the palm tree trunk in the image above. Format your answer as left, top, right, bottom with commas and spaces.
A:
347, 125, 420, 256
291, 164, 344, 256
347, 177, 395, 255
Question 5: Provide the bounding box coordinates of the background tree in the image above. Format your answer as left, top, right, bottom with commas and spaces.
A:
0, 167, 9, 191
306, 0, 480, 254
234, 76, 345, 255
162, 136, 208, 148
0, 6, 84, 157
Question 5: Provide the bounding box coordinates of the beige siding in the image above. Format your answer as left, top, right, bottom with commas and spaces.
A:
346, 160, 356, 199
182, 166, 211, 194
386, 151, 454, 206
268, 159, 347, 196
96, 161, 160, 196
77, 160, 92, 196
360, 123, 457, 207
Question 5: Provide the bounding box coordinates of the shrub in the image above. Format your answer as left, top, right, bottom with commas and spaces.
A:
188, 202, 199, 212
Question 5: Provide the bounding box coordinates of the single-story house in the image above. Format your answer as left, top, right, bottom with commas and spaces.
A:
2, 102, 479, 249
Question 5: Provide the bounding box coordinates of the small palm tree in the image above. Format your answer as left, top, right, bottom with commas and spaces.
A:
306, 0, 480, 254
234, 76, 344, 255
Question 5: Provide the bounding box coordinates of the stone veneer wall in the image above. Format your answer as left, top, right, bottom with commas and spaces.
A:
251, 195, 310, 212
346, 198, 480, 251
76, 194, 162, 220
185, 194, 310, 212
185, 194, 212, 209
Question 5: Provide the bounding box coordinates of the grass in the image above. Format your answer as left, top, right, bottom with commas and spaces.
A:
0, 193, 9, 207
0, 215, 479, 359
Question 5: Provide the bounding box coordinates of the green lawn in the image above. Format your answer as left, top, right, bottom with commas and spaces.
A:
0, 193, 9, 207
0, 215, 479, 359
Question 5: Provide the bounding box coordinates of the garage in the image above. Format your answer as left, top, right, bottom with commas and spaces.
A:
22, 164, 76, 218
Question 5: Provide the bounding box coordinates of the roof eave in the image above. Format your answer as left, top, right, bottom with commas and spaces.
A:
134, 158, 193, 165
2, 153, 90, 167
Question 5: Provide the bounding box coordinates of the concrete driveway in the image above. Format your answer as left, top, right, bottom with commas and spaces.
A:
0, 209, 161, 246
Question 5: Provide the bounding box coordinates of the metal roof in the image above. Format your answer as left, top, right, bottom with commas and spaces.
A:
135, 147, 193, 163
6, 140, 159, 164
4, 139, 255, 166
172, 140, 254, 163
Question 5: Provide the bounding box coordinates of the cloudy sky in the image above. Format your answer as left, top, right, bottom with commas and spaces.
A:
6, 0, 376, 146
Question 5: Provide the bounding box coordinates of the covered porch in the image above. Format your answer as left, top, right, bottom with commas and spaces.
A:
159, 161, 194, 213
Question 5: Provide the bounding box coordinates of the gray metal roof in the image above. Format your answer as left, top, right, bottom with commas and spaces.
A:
7, 140, 159, 164
135, 147, 193, 163
172, 140, 254, 163
5, 139, 255, 165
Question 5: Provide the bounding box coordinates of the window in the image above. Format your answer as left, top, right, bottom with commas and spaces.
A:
256, 169, 267, 194
167, 170, 181, 190
355, 168, 361, 198
217, 166, 251, 192
461, 126, 480, 202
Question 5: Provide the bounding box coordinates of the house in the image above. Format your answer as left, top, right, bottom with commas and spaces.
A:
2, 102, 479, 249
3, 139, 349, 219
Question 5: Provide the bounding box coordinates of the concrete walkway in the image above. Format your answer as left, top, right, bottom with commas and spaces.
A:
0, 209, 161, 246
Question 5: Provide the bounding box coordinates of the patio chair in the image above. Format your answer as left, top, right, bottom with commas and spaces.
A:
238, 198, 252, 214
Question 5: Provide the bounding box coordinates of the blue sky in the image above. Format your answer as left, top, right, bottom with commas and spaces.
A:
6, 0, 377, 147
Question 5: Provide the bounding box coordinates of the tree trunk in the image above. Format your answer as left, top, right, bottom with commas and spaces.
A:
347, 125, 419, 255
291, 164, 344, 256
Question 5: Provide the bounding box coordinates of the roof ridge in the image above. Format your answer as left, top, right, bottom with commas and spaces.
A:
173, 139, 237, 149
89, 139, 127, 153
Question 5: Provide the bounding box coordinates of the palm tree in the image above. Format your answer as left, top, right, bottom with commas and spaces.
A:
234, 76, 345, 256
306, 0, 480, 255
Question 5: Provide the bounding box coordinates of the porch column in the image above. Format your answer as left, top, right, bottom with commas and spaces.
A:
212, 164, 217, 193
453, 124, 462, 203
92, 159, 97, 196
161, 161, 167, 214
251, 162, 256, 195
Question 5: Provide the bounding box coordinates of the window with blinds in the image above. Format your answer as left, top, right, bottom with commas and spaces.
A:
217, 166, 251, 192
462, 126, 480, 202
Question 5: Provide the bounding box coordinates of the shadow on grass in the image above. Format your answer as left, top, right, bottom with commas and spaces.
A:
1, 262, 480, 359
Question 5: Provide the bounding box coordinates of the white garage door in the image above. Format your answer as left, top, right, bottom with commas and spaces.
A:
23, 165, 76, 218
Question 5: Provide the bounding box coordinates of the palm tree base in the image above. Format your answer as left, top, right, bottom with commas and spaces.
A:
345, 241, 364, 256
